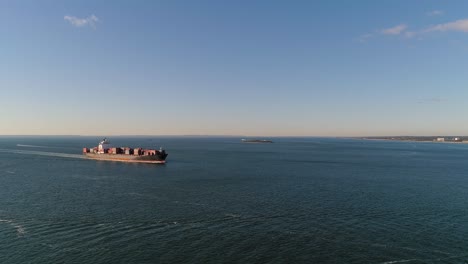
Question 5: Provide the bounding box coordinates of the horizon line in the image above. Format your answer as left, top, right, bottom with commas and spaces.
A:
0, 134, 466, 138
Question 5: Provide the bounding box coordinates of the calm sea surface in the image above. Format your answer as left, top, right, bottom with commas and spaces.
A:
1, 137, 468, 263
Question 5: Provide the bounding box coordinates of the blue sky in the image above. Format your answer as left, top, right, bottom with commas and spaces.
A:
2, 0, 468, 136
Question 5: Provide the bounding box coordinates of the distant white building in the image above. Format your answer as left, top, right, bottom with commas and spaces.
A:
435, 137, 445, 142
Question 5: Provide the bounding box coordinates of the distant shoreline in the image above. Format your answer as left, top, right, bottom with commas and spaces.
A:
359, 136, 468, 144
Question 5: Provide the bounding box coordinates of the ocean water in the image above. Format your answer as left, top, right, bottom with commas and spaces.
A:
1, 136, 468, 263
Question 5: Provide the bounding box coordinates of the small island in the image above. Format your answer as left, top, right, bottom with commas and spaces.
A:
241, 139, 273, 143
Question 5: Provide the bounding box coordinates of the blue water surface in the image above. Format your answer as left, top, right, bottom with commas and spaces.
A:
1, 136, 468, 263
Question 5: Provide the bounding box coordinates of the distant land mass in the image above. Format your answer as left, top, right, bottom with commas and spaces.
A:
360, 136, 468, 143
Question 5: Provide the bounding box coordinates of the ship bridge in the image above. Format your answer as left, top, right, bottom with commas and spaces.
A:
98, 138, 112, 153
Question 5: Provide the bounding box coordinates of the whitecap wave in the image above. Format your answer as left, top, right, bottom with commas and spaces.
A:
0, 219, 26, 237
225, 213, 241, 218
381, 259, 419, 264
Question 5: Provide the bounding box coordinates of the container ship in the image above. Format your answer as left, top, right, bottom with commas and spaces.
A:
83, 138, 168, 164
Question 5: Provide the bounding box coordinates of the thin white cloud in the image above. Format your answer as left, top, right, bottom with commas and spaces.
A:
417, 97, 445, 104
404, 31, 416, 38
425, 19, 468, 33
427, 10, 444, 16
359, 17, 468, 42
356, 33, 372, 43
381, 24, 407, 35
64, 15, 99, 28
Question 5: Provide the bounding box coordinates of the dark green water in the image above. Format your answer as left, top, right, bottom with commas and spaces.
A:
1, 136, 468, 263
